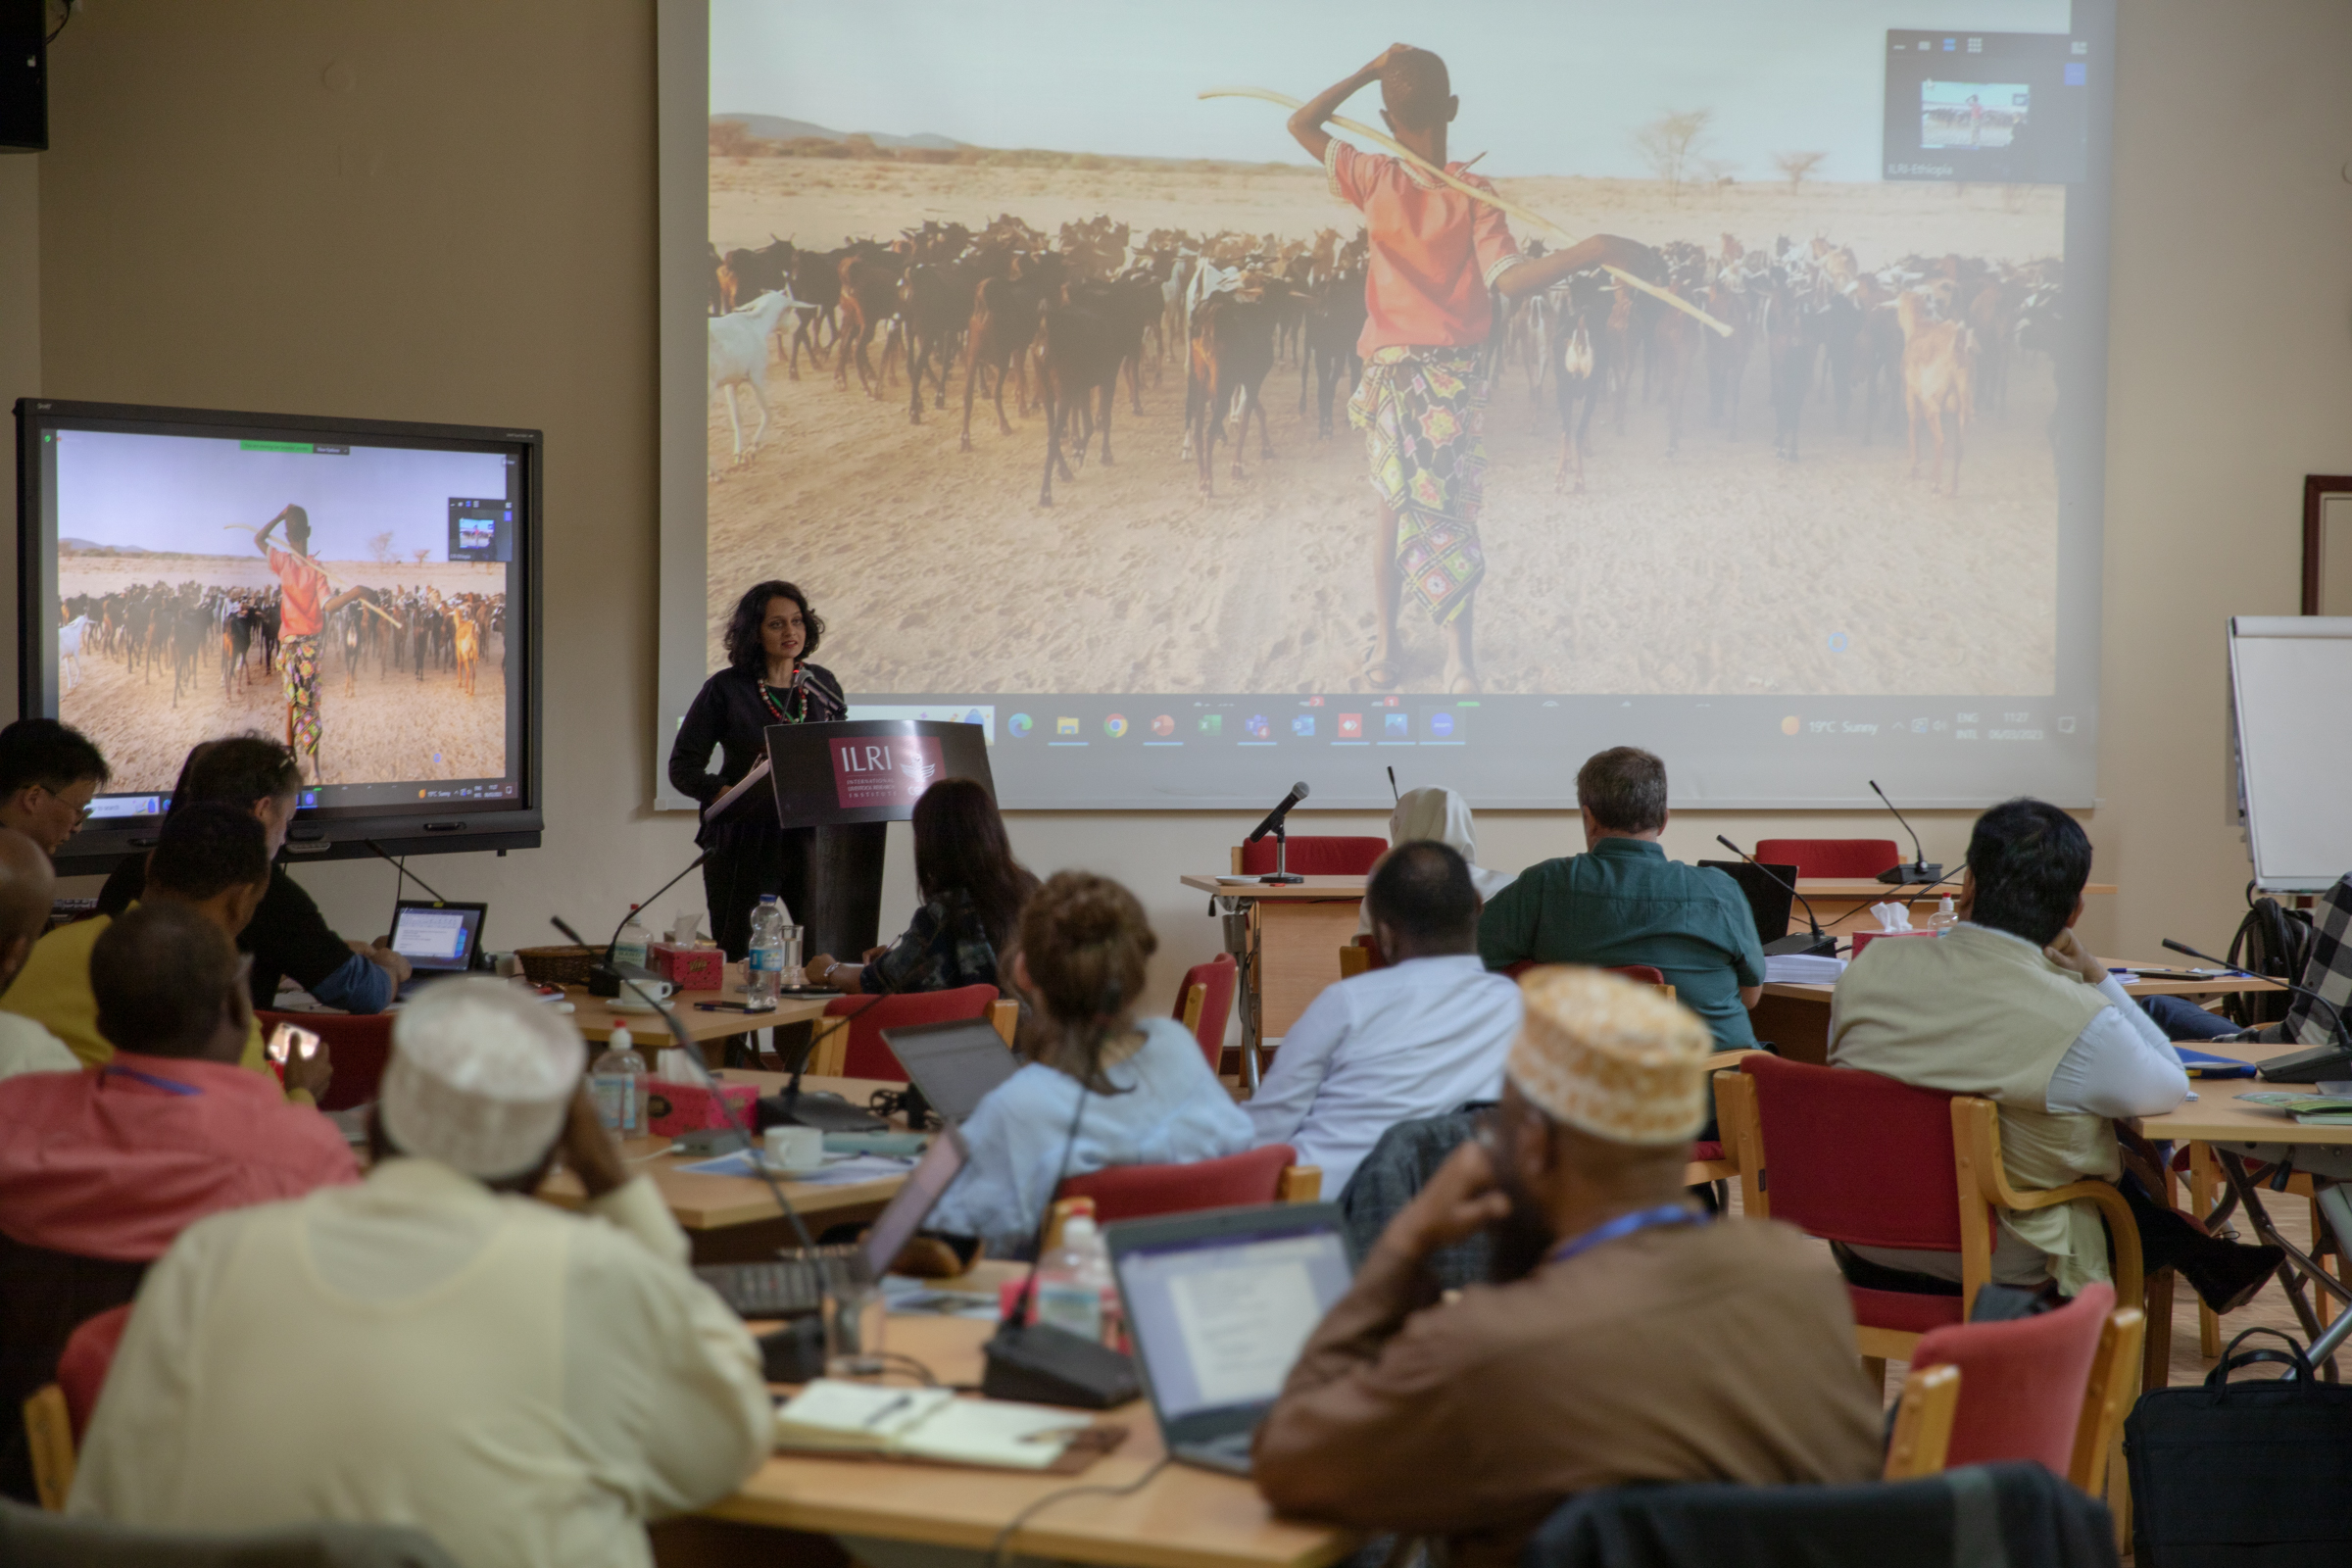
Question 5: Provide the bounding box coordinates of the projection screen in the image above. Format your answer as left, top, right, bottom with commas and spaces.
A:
657, 0, 2114, 810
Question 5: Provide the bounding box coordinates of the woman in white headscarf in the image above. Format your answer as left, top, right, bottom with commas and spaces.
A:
1357, 786, 1516, 934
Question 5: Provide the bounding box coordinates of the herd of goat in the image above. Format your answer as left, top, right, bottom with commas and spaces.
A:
708, 213, 2064, 504
56, 580, 508, 708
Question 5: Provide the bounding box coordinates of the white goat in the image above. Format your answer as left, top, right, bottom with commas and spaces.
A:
709, 288, 801, 472
57, 613, 89, 693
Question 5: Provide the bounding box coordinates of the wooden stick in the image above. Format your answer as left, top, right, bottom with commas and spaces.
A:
1200, 85, 1733, 337
221, 526, 407, 629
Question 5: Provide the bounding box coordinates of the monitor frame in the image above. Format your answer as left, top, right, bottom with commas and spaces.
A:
14, 397, 545, 876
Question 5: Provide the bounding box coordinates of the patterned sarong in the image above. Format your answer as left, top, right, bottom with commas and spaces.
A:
281, 633, 320, 762
1348, 344, 1490, 625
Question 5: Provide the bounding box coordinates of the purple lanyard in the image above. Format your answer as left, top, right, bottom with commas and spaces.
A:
1545, 1203, 1706, 1267
101, 1065, 202, 1097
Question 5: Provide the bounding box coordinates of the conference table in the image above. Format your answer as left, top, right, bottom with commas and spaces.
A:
1181, 871, 2119, 1054
1754, 958, 2278, 1065
660, 1297, 1358, 1568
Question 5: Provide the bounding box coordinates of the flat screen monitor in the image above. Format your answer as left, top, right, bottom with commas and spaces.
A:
14, 398, 543, 874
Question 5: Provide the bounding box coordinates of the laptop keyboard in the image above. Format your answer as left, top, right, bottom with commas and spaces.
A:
695, 1260, 825, 1319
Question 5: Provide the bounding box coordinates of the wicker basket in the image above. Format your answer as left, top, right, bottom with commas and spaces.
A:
514, 945, 598, 987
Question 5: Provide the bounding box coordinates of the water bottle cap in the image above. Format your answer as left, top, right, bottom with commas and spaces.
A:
609, 1025, 632, 1050
1062, 1214, 1098, 1244
759, 895, 778, 905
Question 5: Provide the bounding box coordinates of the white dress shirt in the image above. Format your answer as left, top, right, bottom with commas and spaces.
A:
1246, 953, 1520, 1196
70, 1159, 772, 1568
0, 1010, 79, 1081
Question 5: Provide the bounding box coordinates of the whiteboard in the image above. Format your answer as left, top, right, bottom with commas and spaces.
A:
2230, 616, 2352, 890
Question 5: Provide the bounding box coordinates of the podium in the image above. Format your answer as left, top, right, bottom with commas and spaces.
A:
704, 719, 993, 960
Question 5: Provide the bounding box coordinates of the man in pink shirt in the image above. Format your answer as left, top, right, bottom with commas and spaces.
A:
1289, 46, 1658, 694
0, 901, 354, 1502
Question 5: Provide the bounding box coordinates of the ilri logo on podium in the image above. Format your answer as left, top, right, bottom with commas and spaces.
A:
830, 736, 944, 809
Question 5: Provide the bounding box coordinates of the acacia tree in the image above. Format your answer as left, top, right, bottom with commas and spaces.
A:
412, 548, 431, 567
1633, 109, 1713, 200
368, 530, 396, 564
1773, 150, 1828, 194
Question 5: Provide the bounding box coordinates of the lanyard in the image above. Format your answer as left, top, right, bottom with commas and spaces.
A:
1546, 1203, 1706, 1267
101, 1065, 202, 1097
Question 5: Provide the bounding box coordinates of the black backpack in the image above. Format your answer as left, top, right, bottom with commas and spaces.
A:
2225, 882, 2311, 1027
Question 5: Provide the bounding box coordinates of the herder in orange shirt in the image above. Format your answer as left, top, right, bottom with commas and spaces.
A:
1289, 45, 1658, 695
246, 505, 375, 784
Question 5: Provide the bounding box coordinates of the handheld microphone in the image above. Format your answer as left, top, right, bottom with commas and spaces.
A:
1717, 836, 1838, 957
1867, 780, 1941, 885
2159, 937, 2352, 1082
1246, 781, 1309, 844
588, 851, 710, 998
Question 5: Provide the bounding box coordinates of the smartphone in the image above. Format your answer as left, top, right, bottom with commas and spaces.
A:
266, 1021, 321, 1064
693, 1001, 764, 1014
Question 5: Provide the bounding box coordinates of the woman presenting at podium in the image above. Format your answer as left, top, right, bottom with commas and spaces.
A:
667, 580, 846, 958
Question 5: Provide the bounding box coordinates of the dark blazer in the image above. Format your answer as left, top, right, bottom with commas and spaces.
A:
667, 662, 846, 839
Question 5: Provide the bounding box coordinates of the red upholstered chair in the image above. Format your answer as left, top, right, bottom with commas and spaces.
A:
56, 1302, 130, 1444
1908, 1283, 2146, 1494
1753, 838, 1902, 879
258, 1010, 393, 1111
820, 985, 999, 1081
1233, 836, 1388, 876
1607, 963, 1667, 987
1170, 955, 1237, 1071
1055, 1144, 1310, 1221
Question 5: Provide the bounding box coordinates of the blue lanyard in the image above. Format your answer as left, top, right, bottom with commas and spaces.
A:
1546, 1203, 1706, 1266
101, 1065, 202, 1097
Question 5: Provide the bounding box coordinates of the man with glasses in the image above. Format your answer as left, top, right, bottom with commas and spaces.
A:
0, 719, 108, 859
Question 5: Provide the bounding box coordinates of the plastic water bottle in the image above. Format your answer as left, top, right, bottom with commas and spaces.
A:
612, 906, 651, 971
748, 896, 787, 1009
1034, 1214, 1113, 1344
590, 1024, 646, 1136
1928, 895, 1961, 937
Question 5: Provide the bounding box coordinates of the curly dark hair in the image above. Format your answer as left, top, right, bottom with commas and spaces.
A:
721, 580, 825, 672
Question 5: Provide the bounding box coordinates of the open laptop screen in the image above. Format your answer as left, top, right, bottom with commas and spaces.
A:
388, 901, 486, 973
1116, 1228, 1352, 1421
857, 1129, 964, 1282
881, 1017, 1019, 1124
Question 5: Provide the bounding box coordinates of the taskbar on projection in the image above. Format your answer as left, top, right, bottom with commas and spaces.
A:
858, 695, 2097, 808
85, 778, 521, 822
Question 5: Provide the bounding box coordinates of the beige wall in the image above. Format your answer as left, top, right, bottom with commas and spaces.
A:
20, 0, 2352, 1031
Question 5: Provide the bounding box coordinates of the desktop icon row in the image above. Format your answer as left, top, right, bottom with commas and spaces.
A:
1004, 710, 1460, 742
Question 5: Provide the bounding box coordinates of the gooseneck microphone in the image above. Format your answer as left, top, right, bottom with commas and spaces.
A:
587, 851, 710, 998
2160, 936, 2352, 1082
1717, 836, 1838, 957
1247, 781, 1310, 886
1867, 780, 1941, 885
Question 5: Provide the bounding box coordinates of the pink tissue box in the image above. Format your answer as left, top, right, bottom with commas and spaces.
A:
1850, 929, 1936, 956
644, 1077, 756, 1136
650, 942, 725, 991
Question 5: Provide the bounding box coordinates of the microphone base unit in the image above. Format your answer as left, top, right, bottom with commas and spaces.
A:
1764, 931, 1839, 958
2257, 1043, 2352, 1084
756, 1090, 888, 1136
980, 1322, 1141, 1409
1875, 862, 1942, 885
587, 959, 668, 1000
1257, 873, 1304, 885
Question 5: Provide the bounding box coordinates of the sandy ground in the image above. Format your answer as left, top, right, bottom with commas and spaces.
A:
57, 555, 509, 793
709, 159, 2065, 696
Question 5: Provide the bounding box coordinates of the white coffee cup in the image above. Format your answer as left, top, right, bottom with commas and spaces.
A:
763, 1124, 824, 1172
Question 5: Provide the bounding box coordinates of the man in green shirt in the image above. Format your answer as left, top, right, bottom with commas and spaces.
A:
1478, 747, 1765, 1052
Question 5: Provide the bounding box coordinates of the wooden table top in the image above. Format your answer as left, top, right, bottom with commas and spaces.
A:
537, 1071, 908, 1228
710, 1309, 1356, 1568
561, 985, 835, 1044
1761, 960, 2283, 1004
2141, 1037, 2352, 1147
1181, 873, 2116, 902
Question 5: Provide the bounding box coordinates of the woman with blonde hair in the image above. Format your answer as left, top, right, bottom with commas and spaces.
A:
927, 871, 1250, 1252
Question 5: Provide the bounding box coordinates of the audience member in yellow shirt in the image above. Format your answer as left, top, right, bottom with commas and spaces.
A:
0, 803, 325, 1099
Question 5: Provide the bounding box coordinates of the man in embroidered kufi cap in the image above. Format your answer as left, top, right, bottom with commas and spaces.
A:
71, 979, 772, 1568
1255, 966, 1883, 1568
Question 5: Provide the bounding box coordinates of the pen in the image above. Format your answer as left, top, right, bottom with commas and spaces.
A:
861, 1393, 915, 1428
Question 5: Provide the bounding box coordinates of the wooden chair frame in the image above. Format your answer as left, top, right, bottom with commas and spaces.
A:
1882, 1362, 1961, 1481
23, 1383, 73, 1509
2069, 1306, 2145, 1495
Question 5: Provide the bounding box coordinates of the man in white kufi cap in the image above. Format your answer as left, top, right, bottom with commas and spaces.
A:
71, 979, 771, 1567
1256, 967, 1883, 1568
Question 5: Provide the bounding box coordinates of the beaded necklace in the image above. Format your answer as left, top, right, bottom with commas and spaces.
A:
760, 667, 810, 724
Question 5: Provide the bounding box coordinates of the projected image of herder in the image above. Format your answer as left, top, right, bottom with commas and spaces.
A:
669, 580, 847, 958
1286, 44, 1659, 695
244, 505, 382, 786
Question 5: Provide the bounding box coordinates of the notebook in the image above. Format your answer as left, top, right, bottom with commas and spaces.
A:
772, 1380, 1093, 1468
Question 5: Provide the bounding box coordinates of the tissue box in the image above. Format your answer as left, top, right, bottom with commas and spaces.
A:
649, 942, 725, 991
1850, 929, 1936, 956
644, 1076, 757, 1136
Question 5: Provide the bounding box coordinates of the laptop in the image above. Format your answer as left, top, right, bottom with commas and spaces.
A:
880, 1016, 1020, 1125
1696, 859, 1797, 948
696, 1127, 967, 1318
1106, 1202, 1355, 1477
387, 900, 488, 985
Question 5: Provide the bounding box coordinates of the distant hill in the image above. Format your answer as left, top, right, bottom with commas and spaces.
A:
58, 538, 149, 556
712, 113, 962, 150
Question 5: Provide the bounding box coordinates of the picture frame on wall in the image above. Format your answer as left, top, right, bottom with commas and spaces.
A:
2302, 474, 2352, 614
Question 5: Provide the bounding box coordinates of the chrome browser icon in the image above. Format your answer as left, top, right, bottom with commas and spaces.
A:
1103, 714, 1128, 738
